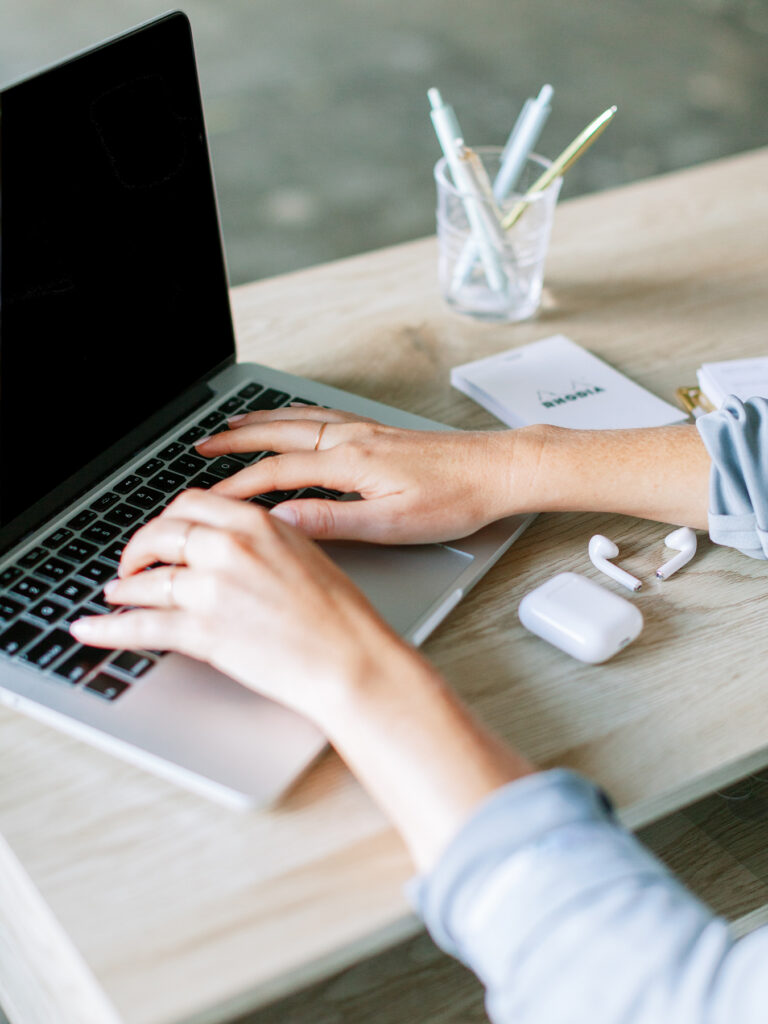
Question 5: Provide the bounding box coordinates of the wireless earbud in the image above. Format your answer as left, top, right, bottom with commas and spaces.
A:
656, 527, 697, 580
588, 534, 642, 592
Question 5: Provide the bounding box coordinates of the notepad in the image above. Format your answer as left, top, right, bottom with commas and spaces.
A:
451, 335, 687, 429
697, 358, 768, 410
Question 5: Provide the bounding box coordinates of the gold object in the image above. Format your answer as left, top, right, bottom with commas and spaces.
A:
313, 422, 329, 451
501, 105, 618, 230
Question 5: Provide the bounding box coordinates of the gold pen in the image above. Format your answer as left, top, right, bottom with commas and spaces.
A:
501, 105, 618, 229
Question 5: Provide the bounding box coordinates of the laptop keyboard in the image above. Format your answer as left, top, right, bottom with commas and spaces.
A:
0, 381, 342, 703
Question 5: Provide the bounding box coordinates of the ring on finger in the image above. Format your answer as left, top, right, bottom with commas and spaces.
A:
313, 422, 329, 452
176, 522, 193, 564
164, 567, 178, 607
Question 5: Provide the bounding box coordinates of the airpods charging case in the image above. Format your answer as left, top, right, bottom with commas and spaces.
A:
518, 572, 643, 664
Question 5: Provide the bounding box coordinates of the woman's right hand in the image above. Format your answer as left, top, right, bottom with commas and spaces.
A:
194, 406, 537, 544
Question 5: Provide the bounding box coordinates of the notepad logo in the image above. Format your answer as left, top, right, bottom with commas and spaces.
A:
538, 381, 606, 408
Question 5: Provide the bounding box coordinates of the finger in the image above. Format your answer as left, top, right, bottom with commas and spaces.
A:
119, 494, 271, 576
70, 608, 192, 654
105, 566, 190, 607
210, 450, 353, 499
195, 418, 344, 458
223, 406, 366, 431
270, 497, 396, 543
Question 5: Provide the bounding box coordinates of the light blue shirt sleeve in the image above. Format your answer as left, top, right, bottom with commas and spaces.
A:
697, 396, 768, 559
411, 770, 768, 1024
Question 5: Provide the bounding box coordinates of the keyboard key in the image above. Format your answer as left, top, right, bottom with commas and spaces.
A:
59, 539, 99, 563
23, 629, 76, 669
246, 388, 290, 411
101, 541, 125, 565
90, 492, 120, 513
54, 579, 92, 604
207, 457, 244, 479
0, 597, 24, 623
218, 396, 243, 415
179, 425, 206, 445
9, 577, 50, 602
52, 645, 111, 684
77, 561, 115, 586
66, 510, 97, 530
84, 673, 131, 701
122, 522, 145, 543
19, 546, 48, 569
158, 441, 185, 460
168, 454, 205, 476
86, 590, 112, 612
0, 566, 23, 588
114, 473, 142, 495
125, 487, 164, 511
148, 470, 185, 493
35, 557, 71, 583
82, 521, 121, 544
199, 410, 226, 430
110, 650, 155, 678
259, 489, 298, 503
297, 487, 334, 500
293, 397, 319, 405
237, 382, 262, 399
136, 458, 164, 478
43, 527, 74, 549
188, 471, 220, 489
28, 598, 68, 624
0, 619, 43, 656
104, 504, 143, 527
250, 495, 276, 507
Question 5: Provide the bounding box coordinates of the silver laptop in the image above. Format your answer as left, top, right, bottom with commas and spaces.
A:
0, 12, 532, 806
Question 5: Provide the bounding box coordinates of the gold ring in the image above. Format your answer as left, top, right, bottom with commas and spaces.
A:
313, 422, 329, 452
165, 568, 178, 607
177, 523, 193, 564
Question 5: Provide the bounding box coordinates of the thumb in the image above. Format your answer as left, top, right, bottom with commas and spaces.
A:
270, 498, 391, 543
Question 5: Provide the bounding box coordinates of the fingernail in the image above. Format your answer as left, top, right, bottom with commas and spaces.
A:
195, 435, 212, 446
70, 618, 93, 637
270, 505, 297, 525
228, 414, 246, 424
103, 579, 118, 597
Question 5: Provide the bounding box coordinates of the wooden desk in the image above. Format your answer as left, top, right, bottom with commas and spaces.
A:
1, 150, 767, 1024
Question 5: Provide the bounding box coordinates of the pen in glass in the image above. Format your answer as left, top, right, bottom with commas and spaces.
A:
501, 105, 618, 230
454, 83, 553, 287
428, 87, 508, 292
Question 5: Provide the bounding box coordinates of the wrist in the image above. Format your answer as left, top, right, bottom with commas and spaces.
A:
491, 424, 555, 517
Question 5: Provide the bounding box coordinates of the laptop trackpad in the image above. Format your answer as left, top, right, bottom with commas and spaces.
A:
321, 541, 473, 637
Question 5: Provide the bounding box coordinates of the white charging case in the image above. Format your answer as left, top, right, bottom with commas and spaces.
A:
518, 572, 643, 664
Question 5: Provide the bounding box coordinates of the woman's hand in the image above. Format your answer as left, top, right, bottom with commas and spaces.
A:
70, 488, 531, 870
194, 406, 531, 544
69, 489, 422, 728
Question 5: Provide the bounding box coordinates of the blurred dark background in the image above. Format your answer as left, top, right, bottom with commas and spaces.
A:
1, 1, 766, 284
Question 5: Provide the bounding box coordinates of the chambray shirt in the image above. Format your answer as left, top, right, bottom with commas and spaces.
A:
413, 397, 768, 1024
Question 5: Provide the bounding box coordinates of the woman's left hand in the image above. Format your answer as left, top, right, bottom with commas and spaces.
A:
69, 489, 421, 728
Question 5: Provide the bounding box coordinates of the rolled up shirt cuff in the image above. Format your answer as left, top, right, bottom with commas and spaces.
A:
408, 768, 620, 958
697, 396, 768, 559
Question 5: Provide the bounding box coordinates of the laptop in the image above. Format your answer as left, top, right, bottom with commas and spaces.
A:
0, 11, 532, 806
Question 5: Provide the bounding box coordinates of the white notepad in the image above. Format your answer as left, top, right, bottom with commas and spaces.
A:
697, 358, 768, 410
451, 335, 687, 429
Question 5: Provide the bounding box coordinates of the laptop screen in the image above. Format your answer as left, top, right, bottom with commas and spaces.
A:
0, 13, 235, 537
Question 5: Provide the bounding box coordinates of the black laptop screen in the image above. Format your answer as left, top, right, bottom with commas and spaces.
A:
0, 13, 235, 531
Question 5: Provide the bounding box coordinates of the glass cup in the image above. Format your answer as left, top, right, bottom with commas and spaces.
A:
434, 148, 561, 322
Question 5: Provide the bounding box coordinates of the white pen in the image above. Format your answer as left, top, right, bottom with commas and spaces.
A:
428, 88, 508, 293
454, 84, 553, 287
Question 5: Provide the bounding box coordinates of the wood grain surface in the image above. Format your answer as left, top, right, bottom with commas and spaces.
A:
1, 149, 767, 1024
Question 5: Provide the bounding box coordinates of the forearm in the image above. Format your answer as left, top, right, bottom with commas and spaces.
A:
504, 423, 711, 528
316, 641, 533, 873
